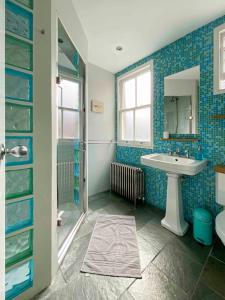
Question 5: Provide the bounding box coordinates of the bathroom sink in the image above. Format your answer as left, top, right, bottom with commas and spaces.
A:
141, 153, 207, 176
141, 153, 207, 236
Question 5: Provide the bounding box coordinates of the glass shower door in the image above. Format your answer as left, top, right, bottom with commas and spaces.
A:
57, 20, 85, 251
57, 76, 84, 249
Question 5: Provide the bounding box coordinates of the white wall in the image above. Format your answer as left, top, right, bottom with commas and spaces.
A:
56, 0, 88, 63
88, 64, 115, 197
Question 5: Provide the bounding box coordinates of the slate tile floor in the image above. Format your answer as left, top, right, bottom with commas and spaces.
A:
36, 192, 225, 300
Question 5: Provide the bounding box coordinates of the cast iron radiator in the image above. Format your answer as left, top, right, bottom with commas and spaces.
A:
110, 162, 145, 207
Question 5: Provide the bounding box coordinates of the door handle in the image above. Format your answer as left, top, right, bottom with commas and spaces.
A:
0, 144, 28, 160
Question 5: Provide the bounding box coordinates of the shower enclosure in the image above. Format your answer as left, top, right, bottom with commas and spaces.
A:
57, 20, 86, 254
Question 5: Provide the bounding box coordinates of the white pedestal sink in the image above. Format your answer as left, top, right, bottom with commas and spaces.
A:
141, 153, 207, 236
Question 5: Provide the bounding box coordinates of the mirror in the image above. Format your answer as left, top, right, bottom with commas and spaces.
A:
164, 66, 200, 135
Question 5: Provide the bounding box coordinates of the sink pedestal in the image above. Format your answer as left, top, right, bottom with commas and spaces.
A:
161, 173, 189, 236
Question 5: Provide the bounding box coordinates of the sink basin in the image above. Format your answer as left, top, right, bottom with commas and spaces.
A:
141, 153, 207, 236
141, 153, 207, 176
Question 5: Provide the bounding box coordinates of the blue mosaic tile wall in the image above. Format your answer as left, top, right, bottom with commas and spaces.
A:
115, 15, 225, 222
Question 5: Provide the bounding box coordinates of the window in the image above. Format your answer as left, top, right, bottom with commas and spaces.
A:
57, 77, 80, 139
214, 24, 225, 94
117, 62, 153, 148
220, 31, 225, 82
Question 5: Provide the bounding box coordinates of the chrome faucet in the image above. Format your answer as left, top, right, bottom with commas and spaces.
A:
175, 148, 180, 156
168, 148, 173, 156
184, 148, 190, 158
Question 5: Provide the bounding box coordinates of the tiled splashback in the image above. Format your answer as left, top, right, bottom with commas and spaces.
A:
115, 15, 225, 222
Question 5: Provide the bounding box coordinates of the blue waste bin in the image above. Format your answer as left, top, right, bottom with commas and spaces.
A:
193, 208, 212, 246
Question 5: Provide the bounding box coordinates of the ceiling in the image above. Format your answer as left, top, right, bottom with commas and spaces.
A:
72, 0, 225, 74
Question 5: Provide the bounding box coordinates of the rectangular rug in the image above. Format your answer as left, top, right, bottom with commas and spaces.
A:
81, 214, 142, 278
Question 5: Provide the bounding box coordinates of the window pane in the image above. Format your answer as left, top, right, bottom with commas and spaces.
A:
222, 35, 225, 47
122, 78, 135, 109
61, 79, 79, 109
223, 48, 225, 73
135, 107, 151, 142
57, 86, 62, 106
63, 110, 79, 139
58, 109, 62, 139
137, 71, 151, 106
121, 111, 134, 141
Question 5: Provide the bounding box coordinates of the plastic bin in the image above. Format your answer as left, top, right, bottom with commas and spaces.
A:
193, 208, 212, 246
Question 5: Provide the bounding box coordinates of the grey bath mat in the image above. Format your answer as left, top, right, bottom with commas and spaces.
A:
81, 214, 142, 278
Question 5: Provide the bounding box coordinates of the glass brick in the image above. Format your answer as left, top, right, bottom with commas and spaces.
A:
14, 0, 33, 9
5, 259, 33, 300
6, 230, 33, 268
6, 35, 33, 71
6, 1, 33, 40
6, 136, 33, 166
6, 68, 33, 102
6, 168, 33, 200
6, 103, 33, 133
6, 199, 33, 234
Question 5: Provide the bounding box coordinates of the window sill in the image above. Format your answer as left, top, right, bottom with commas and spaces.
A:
214, 88, 225, 95
117, 142, 153, 149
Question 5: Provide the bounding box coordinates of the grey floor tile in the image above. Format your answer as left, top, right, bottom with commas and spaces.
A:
89, 195, 111, 211
44, 273, 133, 300
60, 233, 92, 281
137, 219, 174, 251
152, 243, 203, 295
201, 256, 225, 297
74, 219, 93, 240
34, 269, 66, 300
192, 281, 225, 300
128, 263, 188, 300
38, 192, 213, 300
103, 201, 133, 216
211, 238, 225, 264
137, 235, 160, 271
119, 291, 135, 300
128, 205, 156, 230
89, 191, 111, 202
170, 229, 212, 265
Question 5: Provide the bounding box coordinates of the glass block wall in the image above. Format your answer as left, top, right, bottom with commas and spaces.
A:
5, 0, 34, 299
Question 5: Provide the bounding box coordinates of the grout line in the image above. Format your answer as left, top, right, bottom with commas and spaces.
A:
189, 242, 215, 299
210, 254, 225, 266
117, 239, 173, 299
59, 266, 68, 284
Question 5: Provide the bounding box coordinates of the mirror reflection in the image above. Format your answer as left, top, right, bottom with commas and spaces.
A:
164, 66, 200, 134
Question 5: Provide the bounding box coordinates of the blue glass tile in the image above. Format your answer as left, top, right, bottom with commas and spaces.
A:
6, 198, 33, 234
6, 103, 33, 133
5, 136, 33, 166
6, 1, 33, 40
14, 0, 33, 10
5, 259, 33, 300
115, 15, 225, 222
6, 68, 33, 102
6, 34, 33, 71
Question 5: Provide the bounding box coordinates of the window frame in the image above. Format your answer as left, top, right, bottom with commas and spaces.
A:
117, 61, 154, 149
214, 23, 225, 94
220, 31, 225, 81
57, 74, 81, 140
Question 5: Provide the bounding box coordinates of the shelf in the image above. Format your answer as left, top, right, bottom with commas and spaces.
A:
215, 165, 225, 174
211, 115, 225, 119
161, 138, 199, 142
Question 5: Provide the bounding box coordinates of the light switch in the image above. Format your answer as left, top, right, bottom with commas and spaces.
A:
91, 100, 104, 113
